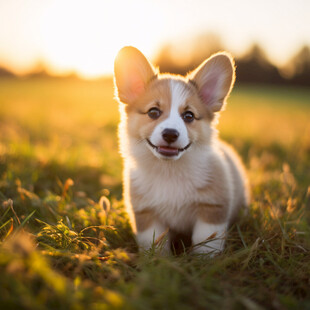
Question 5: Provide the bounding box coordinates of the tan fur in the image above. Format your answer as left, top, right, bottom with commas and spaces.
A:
125, 78, 172, 142
197, 203, 228, 224
134, 209, 155, 232
125, 76, 214, 152
114, 46, 250, 254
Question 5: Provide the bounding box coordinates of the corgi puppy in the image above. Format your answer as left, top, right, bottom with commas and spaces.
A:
114, 46, 249, 255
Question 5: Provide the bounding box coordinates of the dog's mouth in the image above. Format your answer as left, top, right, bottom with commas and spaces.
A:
146, 139, 191, 157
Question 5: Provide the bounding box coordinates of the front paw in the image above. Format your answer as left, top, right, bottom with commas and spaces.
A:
136, 224, 170, 254
192, 237, 225, 256
192, 220, 227, 256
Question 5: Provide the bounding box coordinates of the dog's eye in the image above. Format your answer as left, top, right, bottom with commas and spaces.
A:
147, 107, 162, 120
182, 111, 195, 123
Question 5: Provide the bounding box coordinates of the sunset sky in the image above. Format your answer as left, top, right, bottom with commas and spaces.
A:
0, 0, 309, 78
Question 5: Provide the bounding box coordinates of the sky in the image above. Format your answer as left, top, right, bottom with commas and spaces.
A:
0, 0, 309, 78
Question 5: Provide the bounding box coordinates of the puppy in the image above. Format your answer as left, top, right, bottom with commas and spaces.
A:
114, 46, 249, 255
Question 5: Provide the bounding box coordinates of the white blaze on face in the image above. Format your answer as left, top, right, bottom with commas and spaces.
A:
149, 80, 190, 156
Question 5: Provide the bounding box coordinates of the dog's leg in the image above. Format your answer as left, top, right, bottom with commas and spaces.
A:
192, 203, 228, 255
134, 209, 169, 252
192, 220, 227, 255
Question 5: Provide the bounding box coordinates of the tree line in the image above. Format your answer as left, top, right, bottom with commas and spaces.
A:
154, 34, 310, 87
0, 33, 309, 86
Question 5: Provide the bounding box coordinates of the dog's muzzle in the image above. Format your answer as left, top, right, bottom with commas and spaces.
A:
146, 139, 191, 157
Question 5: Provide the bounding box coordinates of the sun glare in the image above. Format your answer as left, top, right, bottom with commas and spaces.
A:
0, 0, 308, 78
41, 0, 163, 78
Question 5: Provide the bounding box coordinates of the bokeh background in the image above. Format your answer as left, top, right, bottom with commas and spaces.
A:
1, 0, 309, 194
0, 1, 310, 309
0, 0, 310, 82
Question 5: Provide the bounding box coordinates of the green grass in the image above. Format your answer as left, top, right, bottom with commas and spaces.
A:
0, 77, 309, 309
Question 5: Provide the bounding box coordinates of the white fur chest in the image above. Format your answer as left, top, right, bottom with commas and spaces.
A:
127, 148, 213, 230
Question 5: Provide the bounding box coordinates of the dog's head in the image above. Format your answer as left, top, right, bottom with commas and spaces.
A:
114, 46, 235, 160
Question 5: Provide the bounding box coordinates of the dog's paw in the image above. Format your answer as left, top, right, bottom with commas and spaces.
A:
192, 238, 225, 257
192, 220, 227, 257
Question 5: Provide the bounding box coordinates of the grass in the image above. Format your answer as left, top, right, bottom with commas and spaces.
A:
0, 77, 309, 309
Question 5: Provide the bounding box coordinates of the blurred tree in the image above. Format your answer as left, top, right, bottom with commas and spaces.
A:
154, 44, 176, 73
188, 33, 224, 69
154, 33, 224, 75
24, 61, 79, 80
235, 44, 282, 85
155, 38, 289, 86
0, 66, 15, 78
283, 46, 310, 86
25, 61, 51, 78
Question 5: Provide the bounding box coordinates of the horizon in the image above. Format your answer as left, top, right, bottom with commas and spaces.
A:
0, 0, 309, 79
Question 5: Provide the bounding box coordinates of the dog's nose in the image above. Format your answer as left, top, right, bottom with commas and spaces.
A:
162, 128, 179, 143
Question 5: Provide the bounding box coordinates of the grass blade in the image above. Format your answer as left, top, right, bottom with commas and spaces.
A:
0, 218, 13, 231
15, 210, 36, 232
237, 224, 247, 248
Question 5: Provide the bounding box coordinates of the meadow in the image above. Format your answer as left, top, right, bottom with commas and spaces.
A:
0, 77, 309, 309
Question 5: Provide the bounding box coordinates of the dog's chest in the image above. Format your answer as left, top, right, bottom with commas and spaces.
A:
130, 161, 209, 212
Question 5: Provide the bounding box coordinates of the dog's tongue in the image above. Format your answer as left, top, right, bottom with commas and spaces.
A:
157, 146, 179, 157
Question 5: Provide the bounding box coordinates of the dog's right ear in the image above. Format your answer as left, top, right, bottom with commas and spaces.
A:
114, 46, 157, 104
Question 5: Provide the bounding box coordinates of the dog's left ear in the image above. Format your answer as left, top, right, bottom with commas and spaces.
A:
114, 46, 157, 104
189, 52, 235, 112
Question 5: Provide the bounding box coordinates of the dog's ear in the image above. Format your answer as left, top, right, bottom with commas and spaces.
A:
189, 52, 235, 112
114, 46, 157, 104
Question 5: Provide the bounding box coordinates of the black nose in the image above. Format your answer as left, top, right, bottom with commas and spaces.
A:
162, 128, 179, 144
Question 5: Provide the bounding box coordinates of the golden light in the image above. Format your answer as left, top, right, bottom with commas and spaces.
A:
0, 0, 309, 78
40, 0, 164, 79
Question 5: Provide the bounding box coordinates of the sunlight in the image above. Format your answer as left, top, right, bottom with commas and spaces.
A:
0, 0, 308, 78
41, 0, 163, 78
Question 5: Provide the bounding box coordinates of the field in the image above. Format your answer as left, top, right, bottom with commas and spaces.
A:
0, 77, 309, 309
